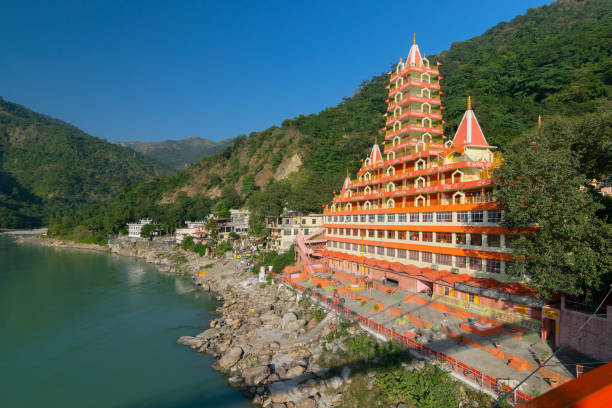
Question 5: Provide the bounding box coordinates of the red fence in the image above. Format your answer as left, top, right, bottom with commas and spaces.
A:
274, 274, 531, 405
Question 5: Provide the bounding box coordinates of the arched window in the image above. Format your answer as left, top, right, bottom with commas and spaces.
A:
396, 77, 404, 88
386, 151, 396, 161
394, 92, 403, 104
416, 176, 426, 188
421, 88, 431, 98
386, 182, 396, 192
420, 72, 430, 83
452, 192, 465, 204
422, 58, 430, 68
421, 133, 432, 144
386, 166, 396, 176
364, 158, 371, 166
415, 195, 426, 207
415, 159, 426, 171
364, 172, 372, 181
386, 198, 395, 208
346, 203, 352, 211
364, 201, 372, 209
421, 117, 432, 128
396, 62, 404, 74
393, 121, 402, 132
364, 186, 372, 194
421, 102, 431, 113
394, 106, 402, 117
451, 170, 463, 184
393, 136, 401, 147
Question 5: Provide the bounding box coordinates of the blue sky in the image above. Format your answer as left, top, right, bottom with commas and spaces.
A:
1, 0, 554, 142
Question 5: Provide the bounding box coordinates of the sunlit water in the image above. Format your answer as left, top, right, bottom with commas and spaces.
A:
0, 237, 251, 408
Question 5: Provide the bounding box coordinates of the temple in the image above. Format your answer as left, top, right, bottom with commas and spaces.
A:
316, 37, 550, 338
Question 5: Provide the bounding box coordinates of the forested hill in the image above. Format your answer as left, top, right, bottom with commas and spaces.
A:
0, 97, 168, 228
51, 0, 611, 242
115, 137, 235, 171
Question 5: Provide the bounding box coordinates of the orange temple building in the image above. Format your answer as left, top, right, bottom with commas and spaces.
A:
319, 37, 550, 338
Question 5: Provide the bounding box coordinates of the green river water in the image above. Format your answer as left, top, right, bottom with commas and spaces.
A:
0, 237, 251, 408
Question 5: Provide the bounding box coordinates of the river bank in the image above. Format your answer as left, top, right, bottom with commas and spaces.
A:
14, 235, 494, 408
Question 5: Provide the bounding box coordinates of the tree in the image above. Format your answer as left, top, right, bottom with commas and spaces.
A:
494, 118, 611, 299
140, 223, 159, 239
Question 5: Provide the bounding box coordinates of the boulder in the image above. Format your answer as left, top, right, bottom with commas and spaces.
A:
282, 364, 305, 379
281, 312, 298, 329
327, 376, 343, 389
228, 375, 243, 387
217, 346, 243, 370
243, 365, 271, 386
269, 381, 302, 404
295, 398, 316, 408
177, 336, 201, 348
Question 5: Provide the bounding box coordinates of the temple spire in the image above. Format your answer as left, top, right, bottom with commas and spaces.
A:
452, 98, 488, 147
467, 96, 471, 110
538, 114, 542, 129
413, 33, 416, 44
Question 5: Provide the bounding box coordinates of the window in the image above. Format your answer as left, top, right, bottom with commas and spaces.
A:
338, 242, 343, 249
333, 216, 338, 223
294, 229, 298, 235
409, 231, 419, 241
444, 286, 450, 296
360, 215, 366, 223
455, 233, 466, 245
469, 293, 475, 303
436, 232, 452, 243
397, 231, 406, 240
469, 257, 482, 271
397, 249, 406, 259
302, 219, 306, 224
368, 230, 375, 238
436, 253, 453, 266
487, 234, 500, 247
398, 214, 407, 222
377, 230, 384, 239
352, 215, 358, 222
387, 230, 395, 239
304, 229, 309, 235
352, 243, 359, 251
339, 215, 344, 222
368, 245, 375, 254
410, 213, 420, 222
283, 230, 291, 236
314, 218, 319, 224
455, 256, 466, 268
387, 247, 396, 257
286, 218, 291, 224
377, 246, 385, 255
368, 214, 375, 222
422, 212, 433, 222
353, 229, 359, 236
456, 211, 468, 223
377, 214, 385, 222
422, 252, 433, 263
387, 214, 395, 222
487, 210, 502, 223
486, 259, 501, 274
422, 232, 433, 242
471, 210, 483, 223
436, 211, 452, 222
409, 250, 420, 261
470, 233, 482, 246
331, 241, 337, 248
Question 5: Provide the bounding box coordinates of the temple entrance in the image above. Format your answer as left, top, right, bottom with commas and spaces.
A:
542, 318, 556, 345
416, 280, 433, 296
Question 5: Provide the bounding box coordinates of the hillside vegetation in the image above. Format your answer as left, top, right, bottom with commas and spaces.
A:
0, 97, 167, 228
51, 0, 611, 242
115, 137, 235, 170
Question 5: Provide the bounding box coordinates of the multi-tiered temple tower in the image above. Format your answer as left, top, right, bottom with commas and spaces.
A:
321, 37, 543, 333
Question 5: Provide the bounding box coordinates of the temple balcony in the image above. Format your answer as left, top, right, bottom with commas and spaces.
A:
388, 80, 441, 97
386, 110, 442, 125
389, 66, 439, 83
387, 95, 441, 112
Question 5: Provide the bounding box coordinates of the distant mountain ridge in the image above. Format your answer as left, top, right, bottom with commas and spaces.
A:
0, 97, 168, 228
115, 137, 235, 170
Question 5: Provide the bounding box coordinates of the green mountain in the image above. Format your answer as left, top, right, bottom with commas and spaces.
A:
0, 97, 168, 228
115, 137, 235, 171
52, 0, 611, 241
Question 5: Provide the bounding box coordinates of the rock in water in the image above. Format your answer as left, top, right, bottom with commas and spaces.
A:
217, 346, 243, 370
243, 365, 271, 386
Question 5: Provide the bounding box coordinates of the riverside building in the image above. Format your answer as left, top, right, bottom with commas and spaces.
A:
321, 37, 549, 338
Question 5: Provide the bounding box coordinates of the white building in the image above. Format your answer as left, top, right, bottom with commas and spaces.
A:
230, 209, 249, 236
175, 220, 207, 244
127, 218, 152, 238
266, 213, 323, 251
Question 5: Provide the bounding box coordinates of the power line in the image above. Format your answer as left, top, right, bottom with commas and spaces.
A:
491, 284, 612, 408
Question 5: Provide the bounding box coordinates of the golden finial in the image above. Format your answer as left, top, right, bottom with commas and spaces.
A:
413, 33, 416, 44
537, 114, 542, 129
467, 96, 471, 110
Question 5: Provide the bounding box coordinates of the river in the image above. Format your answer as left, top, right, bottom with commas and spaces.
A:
0, 237, 251, 408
